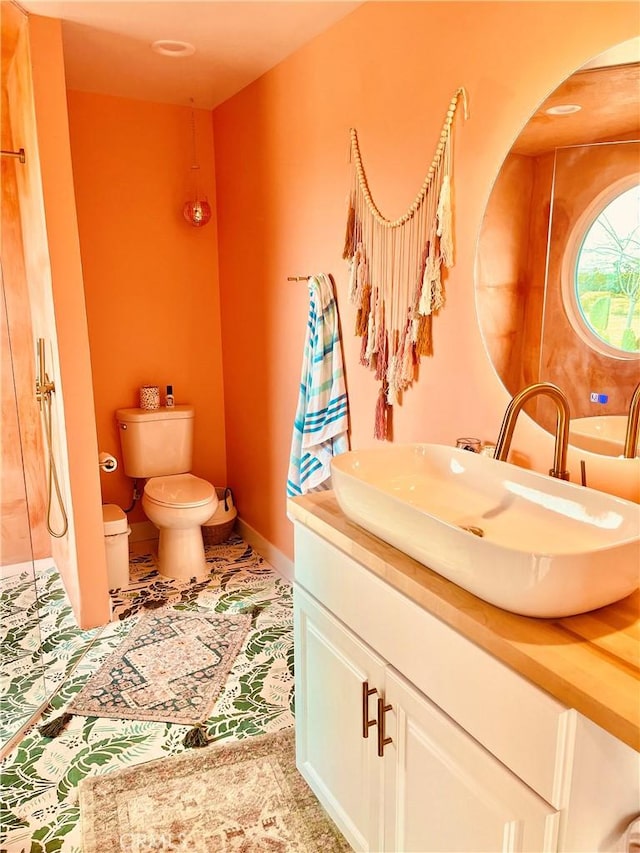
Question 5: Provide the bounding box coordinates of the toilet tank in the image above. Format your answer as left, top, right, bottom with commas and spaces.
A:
115, 405, 195, 478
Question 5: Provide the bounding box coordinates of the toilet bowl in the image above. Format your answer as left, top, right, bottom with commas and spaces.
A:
142, 473, 217, 580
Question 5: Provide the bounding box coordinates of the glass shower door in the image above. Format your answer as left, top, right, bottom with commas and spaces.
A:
1, 269, 47, 756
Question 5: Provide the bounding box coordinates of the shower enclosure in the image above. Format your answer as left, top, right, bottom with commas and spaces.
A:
2, 5, 114, 697
1, 3, 75, 757
0, 269, 48, 755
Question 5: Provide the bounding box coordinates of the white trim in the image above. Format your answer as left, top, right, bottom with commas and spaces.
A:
236, 517, 294, 584
1, 557, 54, 580
129, 521, 158, 543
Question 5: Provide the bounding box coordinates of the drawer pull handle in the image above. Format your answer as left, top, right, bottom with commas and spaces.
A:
362, 681, 377, 738
377, 697, 392, 757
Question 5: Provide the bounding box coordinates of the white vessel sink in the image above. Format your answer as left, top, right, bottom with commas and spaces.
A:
331, 444, 640, 618
569, 415, 631, 457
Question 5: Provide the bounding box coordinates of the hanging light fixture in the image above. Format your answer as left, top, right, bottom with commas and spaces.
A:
183, 98, 212, 228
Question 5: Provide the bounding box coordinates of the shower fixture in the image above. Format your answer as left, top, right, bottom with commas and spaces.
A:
35, 337, 55, 406
36, 338, 68, 538
1, 148, 26, 164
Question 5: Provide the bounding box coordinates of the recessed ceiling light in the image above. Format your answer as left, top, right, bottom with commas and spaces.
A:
151, 40, 196, 58
545, 104, 582, 116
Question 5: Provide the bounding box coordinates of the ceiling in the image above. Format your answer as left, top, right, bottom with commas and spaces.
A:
512, 63, 640, 157
18, 1, 362, 109
511, 40, 640, 157
12, 3, 640, 127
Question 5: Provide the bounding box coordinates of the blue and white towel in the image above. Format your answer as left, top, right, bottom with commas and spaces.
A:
287, 274, 350, 497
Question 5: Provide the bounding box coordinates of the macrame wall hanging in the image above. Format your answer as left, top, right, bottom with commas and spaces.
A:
343, 87, 468, 440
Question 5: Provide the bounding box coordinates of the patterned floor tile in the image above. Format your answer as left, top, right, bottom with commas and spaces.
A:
0, 536, 294, 853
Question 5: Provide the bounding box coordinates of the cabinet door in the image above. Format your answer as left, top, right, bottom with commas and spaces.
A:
383, 668, 560, 853
294, 585, 385, 852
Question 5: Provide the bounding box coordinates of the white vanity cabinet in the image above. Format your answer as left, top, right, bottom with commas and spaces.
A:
382, 667, 559, 852
295, 585, 558, 852
295, 585, 386, 850
292, 520, 640, 853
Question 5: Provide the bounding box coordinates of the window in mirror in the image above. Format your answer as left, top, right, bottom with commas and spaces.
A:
574, 184, 640, 354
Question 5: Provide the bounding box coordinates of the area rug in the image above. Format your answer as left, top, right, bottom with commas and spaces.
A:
39, 609, 251, 741
79, 727, 351, 853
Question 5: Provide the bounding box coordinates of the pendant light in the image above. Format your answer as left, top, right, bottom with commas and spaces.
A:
183, 98, 212, 228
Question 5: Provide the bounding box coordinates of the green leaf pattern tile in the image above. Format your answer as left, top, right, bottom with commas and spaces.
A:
1, 536, 294, 852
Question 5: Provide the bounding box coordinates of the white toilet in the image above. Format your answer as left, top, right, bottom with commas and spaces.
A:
115, 405, 217, 580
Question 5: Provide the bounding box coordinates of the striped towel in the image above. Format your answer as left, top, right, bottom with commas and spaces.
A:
287, 274, 350, 497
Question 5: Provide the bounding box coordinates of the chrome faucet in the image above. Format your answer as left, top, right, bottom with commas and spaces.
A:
623, 383, 640, 459
494, 382, 571, 480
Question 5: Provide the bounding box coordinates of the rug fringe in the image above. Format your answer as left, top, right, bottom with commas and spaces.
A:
183, 724, 210, 748
245, 604, 266, 626
39, 712, 74, 738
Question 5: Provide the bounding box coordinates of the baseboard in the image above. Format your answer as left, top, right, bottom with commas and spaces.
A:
1, 557, 53, 580
129, 521, 158, 543
128, 517, 293, 583
236, 518, 293, 584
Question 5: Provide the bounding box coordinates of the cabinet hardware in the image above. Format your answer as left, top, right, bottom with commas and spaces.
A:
362, 681, 378, 738
377, 697, 393, 756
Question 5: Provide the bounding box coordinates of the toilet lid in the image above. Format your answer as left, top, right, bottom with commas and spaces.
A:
144, 474, 215, 508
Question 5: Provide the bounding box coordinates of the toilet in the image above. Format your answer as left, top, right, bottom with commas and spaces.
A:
115, 405, 217, 580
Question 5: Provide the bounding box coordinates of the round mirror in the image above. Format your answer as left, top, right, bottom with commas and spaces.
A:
476, 38, 640, 457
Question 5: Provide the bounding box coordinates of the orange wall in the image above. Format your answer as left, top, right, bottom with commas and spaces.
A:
26, 15, 111, 627
213, 1, 640, 555
66, 92, 226, 521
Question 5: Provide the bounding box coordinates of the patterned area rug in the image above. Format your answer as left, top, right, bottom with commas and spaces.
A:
79, 727, 351, 853
2, 536, 295, 852
67, 609, 251, 725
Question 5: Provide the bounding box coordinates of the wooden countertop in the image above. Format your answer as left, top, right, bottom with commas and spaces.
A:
288, 491, 640, 752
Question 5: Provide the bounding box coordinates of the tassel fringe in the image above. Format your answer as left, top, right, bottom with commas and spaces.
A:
40, 713, 214, 748
343, 199, 356, 260
345, 90, 466, 436
437, 175, 454, 267
183, 724, 210, 748
242, 603, 265, 626
374, 387, 392, 441
355, 284, 371, 337
359, 329, 370, 366
39, 712, 73, 738
416, 314, 433, 357
374, 333, 387, 382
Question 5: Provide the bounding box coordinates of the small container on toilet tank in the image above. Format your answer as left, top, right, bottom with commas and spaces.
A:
140, 385, 160, 410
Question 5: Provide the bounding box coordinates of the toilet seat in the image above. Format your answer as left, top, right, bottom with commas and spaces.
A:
144, 473, 215, 508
